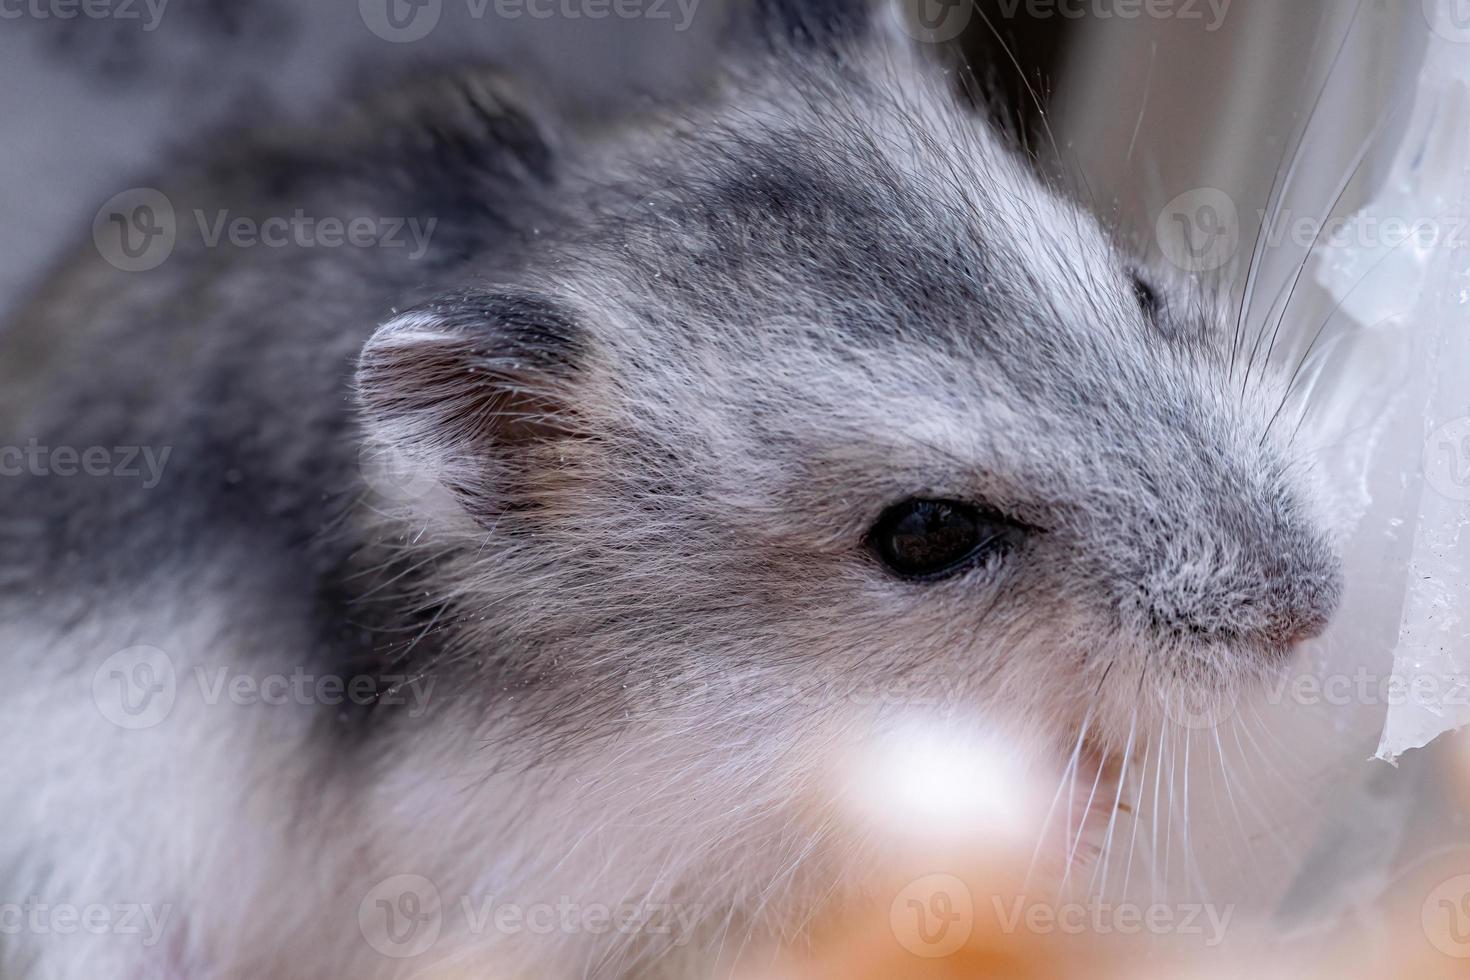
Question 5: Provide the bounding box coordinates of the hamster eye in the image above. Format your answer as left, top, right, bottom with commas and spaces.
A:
870, 499, 1026, 581
1130, 272, 1161, 321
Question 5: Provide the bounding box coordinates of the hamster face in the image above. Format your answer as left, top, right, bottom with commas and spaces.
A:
357, 44, 1342, 784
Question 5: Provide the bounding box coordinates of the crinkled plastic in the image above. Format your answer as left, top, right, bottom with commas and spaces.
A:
1313, 6, 1470, 762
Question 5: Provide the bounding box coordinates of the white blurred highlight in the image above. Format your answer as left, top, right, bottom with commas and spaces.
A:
839, 720, 1046, 848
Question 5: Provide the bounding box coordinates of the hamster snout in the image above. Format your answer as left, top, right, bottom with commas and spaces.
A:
1111, 486, 1344, 657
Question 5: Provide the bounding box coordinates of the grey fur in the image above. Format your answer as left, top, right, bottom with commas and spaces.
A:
0, 12, 1339, 979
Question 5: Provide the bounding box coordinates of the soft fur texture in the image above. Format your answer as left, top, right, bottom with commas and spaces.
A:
0, 4, 1341, 977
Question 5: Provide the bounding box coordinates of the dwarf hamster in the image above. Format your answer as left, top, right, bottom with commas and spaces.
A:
0, 1, 1341, 976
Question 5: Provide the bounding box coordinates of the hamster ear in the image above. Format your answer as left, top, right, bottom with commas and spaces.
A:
355, 289, 585, 519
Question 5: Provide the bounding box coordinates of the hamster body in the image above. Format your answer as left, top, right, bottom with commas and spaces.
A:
0, 5, 1341, 978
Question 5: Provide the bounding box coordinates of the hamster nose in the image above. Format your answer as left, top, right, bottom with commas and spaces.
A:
1266, 603, 1333, 647
1266, 573, 1342, 647
1268, 541, 1344, 647
1228, 558, 1342, 654
1136, 543, 1342, 651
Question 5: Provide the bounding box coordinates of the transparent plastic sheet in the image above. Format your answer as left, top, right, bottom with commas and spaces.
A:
1327, 8, 1470, 762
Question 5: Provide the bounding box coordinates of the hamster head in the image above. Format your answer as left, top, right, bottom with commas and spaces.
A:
356, 39, 1341, 782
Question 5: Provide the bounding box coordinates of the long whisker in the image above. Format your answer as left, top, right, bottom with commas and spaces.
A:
1236, 0, 1366, 394
967, 0, 1065, 173
1090, 704, 1139, 901
1162, 702, 1178, 893
1120, 719, 1153, 901
1268, 202, 1447, 445
1248, 103, 1398, 403
1124, 41, 1158, 169
1149, 711, 1167, 905
1026, 711, 1093, 891
1061, 740, 1108, 897
1231, 3, 1339, 380
1224, 714, 1301, 863
1207, 722, 1259, 877
1027, 661, 1114, 893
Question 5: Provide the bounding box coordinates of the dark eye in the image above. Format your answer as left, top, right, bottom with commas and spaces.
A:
1130, 271, 1161, 321
870, 499, 1026, 581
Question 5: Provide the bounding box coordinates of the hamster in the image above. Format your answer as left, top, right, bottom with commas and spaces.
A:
0, 2, 1341, 977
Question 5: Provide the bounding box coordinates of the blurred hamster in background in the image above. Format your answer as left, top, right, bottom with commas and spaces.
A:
0, 0, 1341, 976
